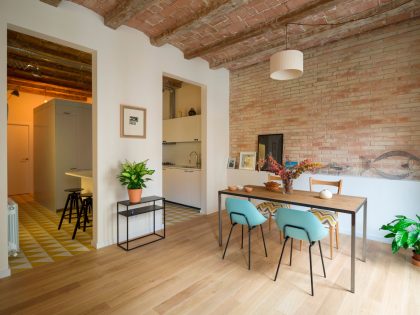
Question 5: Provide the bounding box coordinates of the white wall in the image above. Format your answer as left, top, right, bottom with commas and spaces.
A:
227, 169, 420, 242
0, 0, 229, 277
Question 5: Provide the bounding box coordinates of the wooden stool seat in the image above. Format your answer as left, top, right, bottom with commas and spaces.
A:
64, 188, 84, 193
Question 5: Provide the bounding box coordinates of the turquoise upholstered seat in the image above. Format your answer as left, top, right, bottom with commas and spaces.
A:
223, 198, 268, 270
275, 208, 328, 242
274, 208, 328, 296
226, 198, 267, 227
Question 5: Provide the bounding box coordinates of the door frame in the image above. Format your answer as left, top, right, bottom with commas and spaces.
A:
4, 24, 98, 249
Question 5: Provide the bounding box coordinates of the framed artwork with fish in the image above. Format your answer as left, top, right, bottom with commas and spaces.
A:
361, 150, 420, 180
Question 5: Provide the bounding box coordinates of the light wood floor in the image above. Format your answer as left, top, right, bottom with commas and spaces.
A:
0, 212, 418, 315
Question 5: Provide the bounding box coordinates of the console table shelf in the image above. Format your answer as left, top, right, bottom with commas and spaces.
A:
117, 196, 165, 251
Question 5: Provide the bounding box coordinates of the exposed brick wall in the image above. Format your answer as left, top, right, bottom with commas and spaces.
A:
230, 20, 420, 180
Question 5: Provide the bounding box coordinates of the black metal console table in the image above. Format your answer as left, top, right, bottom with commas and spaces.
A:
117, 196, 165, 251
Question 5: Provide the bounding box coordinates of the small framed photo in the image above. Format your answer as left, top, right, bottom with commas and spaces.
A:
239, 152, 257, 170
227, 157, 236, 169
120, 104, 146, 138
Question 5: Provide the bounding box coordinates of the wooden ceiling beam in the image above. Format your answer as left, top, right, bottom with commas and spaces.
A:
163, 76, 183, 90
223, 2, 420, 71
7, 46, 92, 72
8, 68, 91, 92
8, 85, 89, 102
8, 30, 91, 65
151, 0, 245, 47
8, 53, 92, 78
184, 0, 338, 60
211, 0, 416, 69
104, 0, 156, 30
8, 77, 92, 97
40, 0, 62, 7
8, 58, 91, 84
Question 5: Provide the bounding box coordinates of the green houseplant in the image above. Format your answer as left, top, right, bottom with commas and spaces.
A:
380, 214, 420, 266
117, 160, 155, 203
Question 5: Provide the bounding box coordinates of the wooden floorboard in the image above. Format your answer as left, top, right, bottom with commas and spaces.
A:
0, 212, 419, 315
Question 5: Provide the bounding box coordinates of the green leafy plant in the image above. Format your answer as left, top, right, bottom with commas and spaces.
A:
380, 215, 420, 254
117, 160, 155, 190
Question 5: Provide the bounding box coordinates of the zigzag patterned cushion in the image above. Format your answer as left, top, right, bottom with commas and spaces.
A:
256, 201, 290, 216
309, 209, 338, 226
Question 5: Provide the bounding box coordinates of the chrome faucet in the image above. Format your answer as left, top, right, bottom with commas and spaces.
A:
189, 151, 199, 168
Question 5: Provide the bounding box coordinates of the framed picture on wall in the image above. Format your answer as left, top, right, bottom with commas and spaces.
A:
257, 134, 283, 170
239, 152, 257, 170
120, 104, 146, 138
227, 157, 236, 169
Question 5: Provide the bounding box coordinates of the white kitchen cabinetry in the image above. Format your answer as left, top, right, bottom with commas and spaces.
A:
34, 99, 92, 211
163, 115, 201, 143
163, 168, 201, 208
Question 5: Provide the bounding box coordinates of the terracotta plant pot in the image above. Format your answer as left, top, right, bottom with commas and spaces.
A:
412, 252, 420, 267
128, 188, 142, 203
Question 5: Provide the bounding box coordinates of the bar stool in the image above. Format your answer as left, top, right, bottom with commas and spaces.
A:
72, 193, 93, 239
58, 188, 83, 230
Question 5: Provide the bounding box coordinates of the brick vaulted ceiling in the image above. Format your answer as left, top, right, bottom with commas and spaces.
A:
48, 0, 419, 70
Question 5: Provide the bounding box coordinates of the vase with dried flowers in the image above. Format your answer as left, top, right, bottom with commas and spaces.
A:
259, 156, 321, 194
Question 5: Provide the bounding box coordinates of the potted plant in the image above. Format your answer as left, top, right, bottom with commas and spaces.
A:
380, 215, 420, 266
117, 160, 155, 203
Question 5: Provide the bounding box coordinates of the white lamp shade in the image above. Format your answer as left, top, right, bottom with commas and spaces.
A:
270, 50, 303, 80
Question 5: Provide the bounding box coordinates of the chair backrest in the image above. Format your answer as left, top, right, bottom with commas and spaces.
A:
275, 208, 327, 242
309, 177, 342, 194
268, 174, 282, 182
225, 198, 266, 227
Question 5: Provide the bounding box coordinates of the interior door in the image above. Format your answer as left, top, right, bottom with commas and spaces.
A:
7, 124, 30, 195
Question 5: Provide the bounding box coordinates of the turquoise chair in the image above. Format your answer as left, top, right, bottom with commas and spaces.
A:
223, 198, 268, 270
274, 208, 328, 296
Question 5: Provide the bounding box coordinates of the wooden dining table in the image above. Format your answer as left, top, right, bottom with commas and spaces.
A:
217, 185, 367, 294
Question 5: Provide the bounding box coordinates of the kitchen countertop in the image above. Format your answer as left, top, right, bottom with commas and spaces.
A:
65, 169, 93, 178
163, 165, 201, 170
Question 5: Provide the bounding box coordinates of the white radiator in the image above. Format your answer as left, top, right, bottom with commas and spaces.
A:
8, 198, 19, 256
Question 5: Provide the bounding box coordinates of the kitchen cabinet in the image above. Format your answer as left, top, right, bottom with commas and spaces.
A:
163, 115, 201, 143
163, 167, 201, 208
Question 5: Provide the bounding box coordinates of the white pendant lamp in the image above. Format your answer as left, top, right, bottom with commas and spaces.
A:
270, 50, 303, 80
270, 25, 303, 80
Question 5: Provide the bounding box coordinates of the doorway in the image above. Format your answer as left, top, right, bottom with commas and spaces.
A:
6, 27, 96, 274
162, 74, 206, 226
7, 124, 30, 195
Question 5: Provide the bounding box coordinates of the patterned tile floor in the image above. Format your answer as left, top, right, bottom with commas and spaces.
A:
8, 194, 93, 274
8, 198, 199, 274
165, 202, 201, 226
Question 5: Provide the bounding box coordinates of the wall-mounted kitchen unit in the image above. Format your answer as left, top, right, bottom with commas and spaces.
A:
163, 115, 201, 143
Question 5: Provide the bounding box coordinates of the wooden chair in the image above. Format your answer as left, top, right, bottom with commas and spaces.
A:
308, 177, 342, 259
256, 174, 290, 242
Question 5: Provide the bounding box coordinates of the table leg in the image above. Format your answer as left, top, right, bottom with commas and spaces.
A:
218, 192, 222, 247
126, 213, 129, 251
351, 213, 356, 293
163, 199, 166, 238
362, 200, 367, 262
